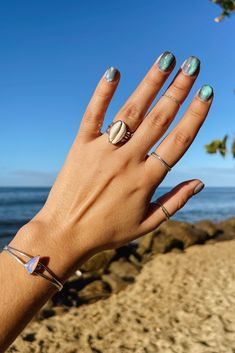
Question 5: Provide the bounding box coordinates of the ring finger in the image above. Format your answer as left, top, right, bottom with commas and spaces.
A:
146, 84, 214, 182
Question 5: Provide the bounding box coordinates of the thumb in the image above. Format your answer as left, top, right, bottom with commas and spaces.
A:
139, 179, 204, 234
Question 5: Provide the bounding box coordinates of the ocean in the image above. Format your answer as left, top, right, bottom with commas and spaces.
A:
0, 187, 235, 248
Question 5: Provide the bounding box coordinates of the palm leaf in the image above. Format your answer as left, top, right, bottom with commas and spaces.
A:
204, 135, 228, 157
231, 138, 235, 158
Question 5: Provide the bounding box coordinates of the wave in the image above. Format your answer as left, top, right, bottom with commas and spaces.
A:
0, 219, 30, 227
0, 200, 46, 206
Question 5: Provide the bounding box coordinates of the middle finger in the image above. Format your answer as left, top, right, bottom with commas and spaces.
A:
112, 51, 176, 132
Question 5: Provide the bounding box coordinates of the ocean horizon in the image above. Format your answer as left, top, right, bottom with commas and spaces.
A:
0, 186, 235, 248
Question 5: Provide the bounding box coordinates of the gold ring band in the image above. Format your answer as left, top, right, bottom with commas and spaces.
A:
162, 93, 181, 108
155, 202, 171, 221
151, 152, 172, 172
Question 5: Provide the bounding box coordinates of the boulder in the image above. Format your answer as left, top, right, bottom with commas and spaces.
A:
195, 220, 219, 238
102, 273, 128, 293
128, 254, 143, 269
80, 249, 116, 275
151, 220, 209, 254
108, 259, 139, 282
78, 280, 111, 304
137, 231, 155, 256
216, 218, 235, 241
152, 232, 184, 254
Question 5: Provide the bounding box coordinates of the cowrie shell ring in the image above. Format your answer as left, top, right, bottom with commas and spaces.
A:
106, 120, 133, 145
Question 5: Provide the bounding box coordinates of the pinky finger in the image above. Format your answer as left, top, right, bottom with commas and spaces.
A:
139, 179, 204, 234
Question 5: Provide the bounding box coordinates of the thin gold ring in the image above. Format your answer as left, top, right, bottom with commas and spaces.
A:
155, 202, 171, 221
162, 93, 181, 108
151, 152, 172, 172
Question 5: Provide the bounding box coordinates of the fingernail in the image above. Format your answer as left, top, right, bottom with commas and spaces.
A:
105, 67, 119, 82
198, 84, 213, 101
182, 56, 200, 76
158, 51, 175, 72
193, 182, 205, 195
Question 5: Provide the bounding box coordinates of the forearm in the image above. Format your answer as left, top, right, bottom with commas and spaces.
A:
0, 219, 88, 352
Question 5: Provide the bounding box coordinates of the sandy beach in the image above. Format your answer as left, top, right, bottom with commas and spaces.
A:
6, 219, 235, 353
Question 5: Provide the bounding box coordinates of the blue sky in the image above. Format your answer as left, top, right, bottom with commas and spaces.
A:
0, 0, 235, 187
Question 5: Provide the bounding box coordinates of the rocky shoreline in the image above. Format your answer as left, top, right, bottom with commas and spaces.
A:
7, 218, 235, 352
38, 218, 235, 316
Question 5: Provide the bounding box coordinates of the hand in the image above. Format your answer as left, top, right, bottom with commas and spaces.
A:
27, 53, 213, 272
1, 52, 213, 353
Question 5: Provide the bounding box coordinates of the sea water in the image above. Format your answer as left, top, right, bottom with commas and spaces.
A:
0, 187, 235, 248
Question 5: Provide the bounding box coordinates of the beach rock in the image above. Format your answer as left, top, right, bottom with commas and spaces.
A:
53, 306, 69, 316
128, 254, 142, 269
216, 218, 235, 241
78, 280, 111, 303
34, 299, 55, 321
22, 332, 36, 342
115, 243, 139, 261
40, 308, 56, 319
152, 232, 184, 254
108, 259, 139, 282
137, 231, 155, 256
154, 220, 208, 252
67, 273, 80, 283
195, 220, 219, 238
80, 250, 116, 275
102, 273, 128, 293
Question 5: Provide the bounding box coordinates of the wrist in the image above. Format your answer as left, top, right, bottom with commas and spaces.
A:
8, 217, 90, 285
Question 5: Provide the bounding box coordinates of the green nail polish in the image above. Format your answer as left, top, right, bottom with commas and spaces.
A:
105, 67, 119, 82
158, 51, 175, 72
193, 182, 205, 195
198, 84, 213, 101
182, 56, 200, 76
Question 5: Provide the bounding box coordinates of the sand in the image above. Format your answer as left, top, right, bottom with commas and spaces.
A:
7, 240, 235, 353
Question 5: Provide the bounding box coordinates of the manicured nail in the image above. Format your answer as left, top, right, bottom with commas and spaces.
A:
198, 84, 213, 101
182, 56, 200, 76
193, 182, 205, 195
158, 51, 175, 72
105, 67, 119, 82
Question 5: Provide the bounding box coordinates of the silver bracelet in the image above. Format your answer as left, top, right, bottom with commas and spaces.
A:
2, 245, 63, 291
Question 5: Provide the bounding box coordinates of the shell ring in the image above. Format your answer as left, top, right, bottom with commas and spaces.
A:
106, 120, 133, 145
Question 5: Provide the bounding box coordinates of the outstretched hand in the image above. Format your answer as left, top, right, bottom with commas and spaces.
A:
31, 52, 213, 263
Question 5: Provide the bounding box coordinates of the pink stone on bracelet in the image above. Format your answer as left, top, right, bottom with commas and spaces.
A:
3, 245, 63, 291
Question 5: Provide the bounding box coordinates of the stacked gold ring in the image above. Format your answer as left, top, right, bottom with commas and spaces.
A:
151, 152, 172, 172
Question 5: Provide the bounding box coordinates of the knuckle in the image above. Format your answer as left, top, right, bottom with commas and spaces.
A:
149, 111, 171, 129
143, 76, 161, 89
84, 109, 104, 123
121, 102, 141, 121
189, 108, 202, 119
177, 196, 186, 210
171, 77, 189, 94
174, 130, 191, 147
95, 87, 112, 100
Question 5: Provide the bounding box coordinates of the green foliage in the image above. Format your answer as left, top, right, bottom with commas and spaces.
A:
205, 135, 235, 158
205, 135, 228, 157
211, 0, 235, 22
232, 139, 235, 158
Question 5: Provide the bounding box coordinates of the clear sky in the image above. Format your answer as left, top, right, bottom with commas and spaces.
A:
0, 0, 235, 187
